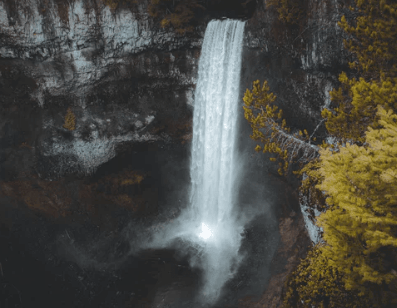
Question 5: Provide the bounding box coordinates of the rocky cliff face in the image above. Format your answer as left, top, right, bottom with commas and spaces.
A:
0, 0, 350, 179
0, 0, 350, 307
242, 0, 351, 136
0, 0, 200, 179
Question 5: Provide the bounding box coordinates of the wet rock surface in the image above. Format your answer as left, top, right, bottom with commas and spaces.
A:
0, 0, 350, 307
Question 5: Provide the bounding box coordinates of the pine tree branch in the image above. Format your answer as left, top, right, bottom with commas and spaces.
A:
266, 118, 320, 159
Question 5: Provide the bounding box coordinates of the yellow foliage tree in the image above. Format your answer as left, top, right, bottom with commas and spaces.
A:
283, 245, 369, 308
266, 0, 305, 25
244, 0, 397, 305
339, 0, 397, 78
63, 107, 76, 131
316, 106, 397, 294
323, 72, 397, 143
243, 80, 318, 176
322, 0, 397, 143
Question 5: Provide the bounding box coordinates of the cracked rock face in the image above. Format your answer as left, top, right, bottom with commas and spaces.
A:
0, 0, 201, 94
0, 0, 200, 178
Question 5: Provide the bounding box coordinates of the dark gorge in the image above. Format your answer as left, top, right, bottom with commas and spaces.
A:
0, 0, 355, 307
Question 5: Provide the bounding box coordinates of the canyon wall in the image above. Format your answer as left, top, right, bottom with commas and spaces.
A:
0, 0, 351, 179
242, 0, 351, 136
0, 0, 350, 307
0, 0, 200, 180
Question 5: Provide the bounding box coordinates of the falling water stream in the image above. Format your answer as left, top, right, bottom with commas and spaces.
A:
190, 19, 245, 236
187, 19, 246, 303
141, 19, 247, 306
177, 19, 247, 304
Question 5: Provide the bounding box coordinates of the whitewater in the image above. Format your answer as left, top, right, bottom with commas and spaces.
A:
139, 19, 246, 305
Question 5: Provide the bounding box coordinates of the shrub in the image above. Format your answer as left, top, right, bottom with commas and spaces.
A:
63, 107, 76, 131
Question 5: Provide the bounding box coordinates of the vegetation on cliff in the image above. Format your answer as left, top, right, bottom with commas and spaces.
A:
103, 0, 255, 34
148, 0, 205, 34
243, 80, 317, 176
243, 0, 397, 306
266, 0, 305, 25
323, 0, 397, 143
63, 107, 76, 131
102, 0, 205, 33
283, 245, 369, 308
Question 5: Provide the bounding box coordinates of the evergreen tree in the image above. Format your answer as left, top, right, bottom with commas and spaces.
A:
243, 0, 397, 305
322, 0, 397, 143
283, 245, 369, 308
316, 106, 397, 303
243, 80, 318, 176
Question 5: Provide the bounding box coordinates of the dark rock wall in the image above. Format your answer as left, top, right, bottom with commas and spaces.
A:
0, 2, 200, 306
0, 0, 200, 179
242, 0, 351, 137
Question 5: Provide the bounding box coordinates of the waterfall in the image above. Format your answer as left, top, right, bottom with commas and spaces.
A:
190, 19, 245, 232
140, 19, 246, 306
187, 19, 246, 304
